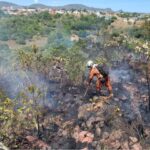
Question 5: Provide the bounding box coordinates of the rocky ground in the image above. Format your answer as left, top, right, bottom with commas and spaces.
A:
1, 59, 150, 150
20, 60, 150, 150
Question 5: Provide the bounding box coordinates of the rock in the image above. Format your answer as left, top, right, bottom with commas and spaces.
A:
63, 93, 73, 102
99, 121, 104, 128
114, 98, 119, 102
81, 122, 86, 128
62, 138, 76, 149
0, 142, 9, 150
57, 129, 63, 137
26, 136, 50, 149
129, 136, 138, 143
96, 112, 104, 118
86, 116, 95, 129
110, 140, 121, 149
121, 141, 130, 150
81, 147, 88, 150
52, 142, 59, 149
131, 142, 142, 150
62, 130, 68, 137
102, 132, 109, 139
120, 95, 127, 101
91, 141, 98, 147
78, 104, 92, 119
76, 131, 94, 143
93, 96, 99, 101
140, 77, 147, 83
89, 98, 93, 102
66, 103, 71, 108
95, 127, 101, 137
76, 100, 83, 105
109, 129, 123, 140
114, 88, 118, 91
93, 101, 104, 109
144, 128, 150, 136
96, 144, 101, 150
71, 104, 76, 108
95, 116, 104, 122
141, 95, 148, 102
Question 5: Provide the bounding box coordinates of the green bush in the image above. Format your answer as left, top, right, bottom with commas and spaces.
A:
64, 45, 86, 84
16, 37, 26, 45
77, 30, 89, 38
0, 34, 9, 41
111, 31, 120, 37
129, 28, 145, 39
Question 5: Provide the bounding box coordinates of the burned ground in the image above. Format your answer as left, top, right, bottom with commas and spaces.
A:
15, 58, 149, 149
0, 46, 150, 149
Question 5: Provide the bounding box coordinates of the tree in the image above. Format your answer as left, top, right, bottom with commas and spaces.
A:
64, 45, 86, 85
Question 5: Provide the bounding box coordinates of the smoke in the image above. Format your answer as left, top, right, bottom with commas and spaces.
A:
0, 44, 55, 108
0, 69, 46, 97
110, 69, 130, 83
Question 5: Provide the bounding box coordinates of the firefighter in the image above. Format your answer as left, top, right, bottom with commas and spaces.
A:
86, 60, 113, 97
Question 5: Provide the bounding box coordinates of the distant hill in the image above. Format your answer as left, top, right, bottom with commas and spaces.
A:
0, 1, 21, 8
28, 4, 49, 9
0, 1, 113, 12
59, 4, 113, 12
28, 3, 113, 12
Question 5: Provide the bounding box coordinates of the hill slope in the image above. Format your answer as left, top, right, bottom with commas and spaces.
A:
0, 1, 113, 12
0, 1, 21, 8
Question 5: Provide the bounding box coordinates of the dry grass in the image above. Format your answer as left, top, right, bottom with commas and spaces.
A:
111, 17, 144, 30
0, 36, 48, 49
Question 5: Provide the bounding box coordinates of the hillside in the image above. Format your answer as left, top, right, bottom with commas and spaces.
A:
0, 1, 21, 8
28, 3, 50, 9
0, 1, 113, 12
0, 7, 150, 150
56, 4, 113, 12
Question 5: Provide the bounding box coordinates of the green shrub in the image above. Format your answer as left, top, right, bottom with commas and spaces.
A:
64, 45, 86, 84
0, 34, 9, 41
129, 28, 145, 39
111, 31, 120, 37
16, 37, 26, 45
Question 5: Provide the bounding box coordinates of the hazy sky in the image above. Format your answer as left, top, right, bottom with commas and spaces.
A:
1, 0, 150, 13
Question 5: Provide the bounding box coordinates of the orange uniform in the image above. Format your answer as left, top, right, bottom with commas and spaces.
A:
89, 66, 112, 93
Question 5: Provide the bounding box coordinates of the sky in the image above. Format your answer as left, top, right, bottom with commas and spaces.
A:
1, 0, 150, 13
